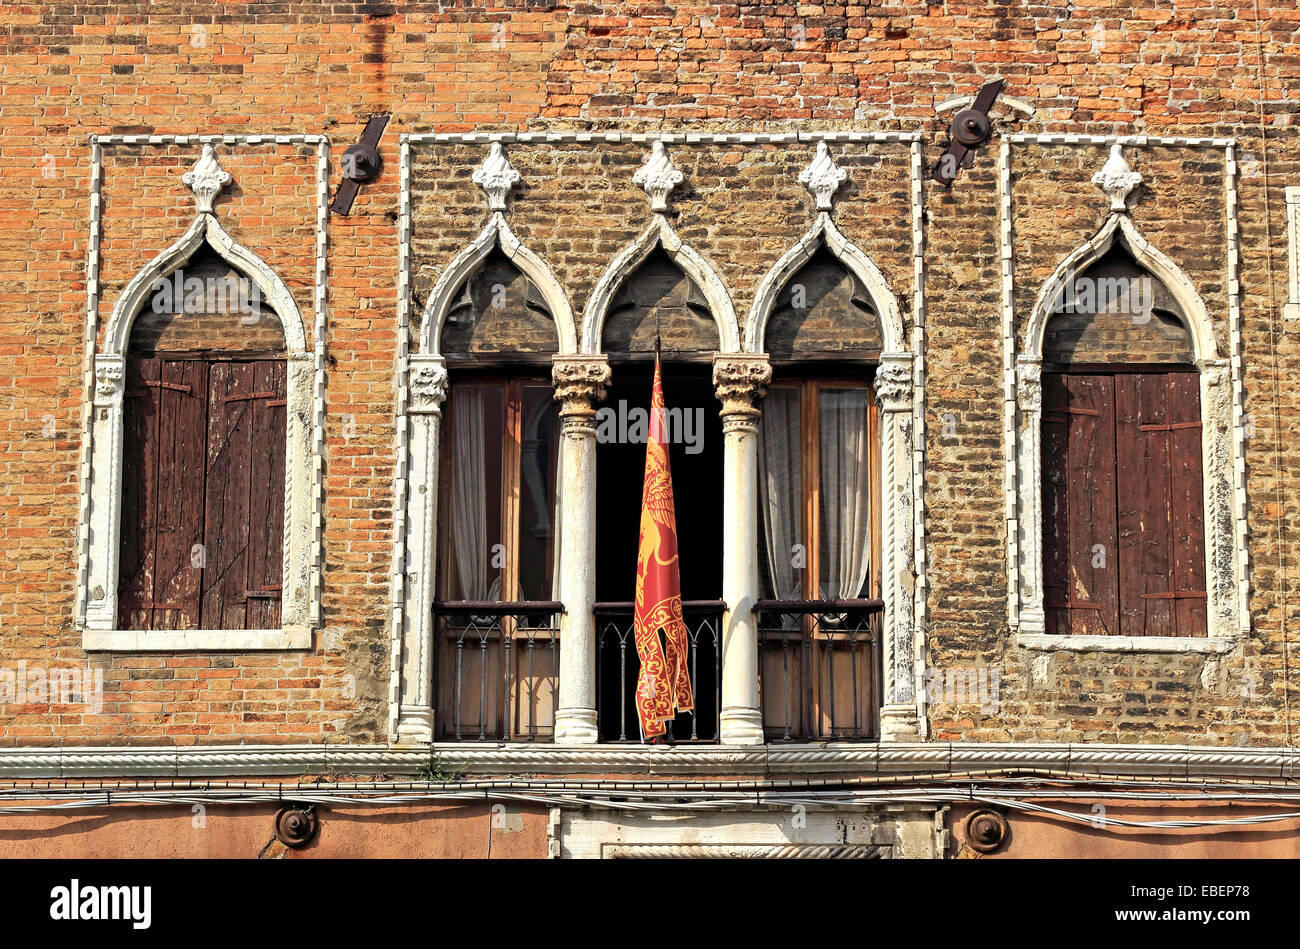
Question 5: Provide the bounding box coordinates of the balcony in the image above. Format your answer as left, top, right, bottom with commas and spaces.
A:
434, 601, 562, 741
755, 599, 883, 742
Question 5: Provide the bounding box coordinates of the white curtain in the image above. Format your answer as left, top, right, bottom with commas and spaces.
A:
757, 388, 803, 600
819, 389, 871, 600
451, 388, 496, 601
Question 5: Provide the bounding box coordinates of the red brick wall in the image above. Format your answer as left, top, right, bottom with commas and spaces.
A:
1, 2, 1299, 748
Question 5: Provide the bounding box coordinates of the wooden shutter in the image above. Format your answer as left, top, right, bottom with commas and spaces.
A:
118, 357, 162, 629
118, 357, 285, 632
1041, 373, 1119, 635
150, 360, 208, 630
245, 361, 287, 628
1116, 373, 1207, 636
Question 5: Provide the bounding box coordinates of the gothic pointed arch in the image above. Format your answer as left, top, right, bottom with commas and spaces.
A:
580, 215, 740, 355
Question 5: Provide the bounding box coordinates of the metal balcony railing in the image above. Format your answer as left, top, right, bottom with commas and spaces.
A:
594, 599, 724, 743
434, 600, 562, 742
755, 598, 883, 742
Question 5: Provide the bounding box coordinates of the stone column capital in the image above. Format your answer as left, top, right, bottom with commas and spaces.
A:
93, 354, 125, 406
874, 352, 913, 412
407, 355, 449, 415
552, 354, 611, 420
1016, 357, 1042, 413
712, 353, 772, 420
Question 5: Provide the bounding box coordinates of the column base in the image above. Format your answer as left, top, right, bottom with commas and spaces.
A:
554, 707, 599, 744
878, 704, 922, 742
720, 706, 765, 746
394, 706, 434, 745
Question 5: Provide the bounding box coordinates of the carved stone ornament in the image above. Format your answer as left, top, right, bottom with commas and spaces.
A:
408, 359, 449, 414
182, 144, 232, 215
1017, 361, 1043, 412
1091, 143, 1142, 212
552, 356, 612, 414
472, 142, 521, 212
874, 358, 913, 409
798, 141, 848, 212
94, 360, 124, 401
712, 354, 773, 416
633, 140, 683, 213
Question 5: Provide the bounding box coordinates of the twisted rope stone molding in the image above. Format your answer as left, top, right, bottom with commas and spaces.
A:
1, 742, 1298, 779
604, 844, 888, 858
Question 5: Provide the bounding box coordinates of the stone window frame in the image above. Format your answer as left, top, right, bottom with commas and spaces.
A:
743, 141, 925, 741
389, 142, 579, 742
1284, 186, 1300, 321
1005, 141, 1248, 654
77, 137, 329, 651
390, 131, 928, 746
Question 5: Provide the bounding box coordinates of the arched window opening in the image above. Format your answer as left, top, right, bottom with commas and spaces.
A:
755, 251, 883, 742
117, 245, 288, 633
600, 247, 718, 356
1040, 247, 1206, 638
433, 255, 562, 741
593, 252, 724, 743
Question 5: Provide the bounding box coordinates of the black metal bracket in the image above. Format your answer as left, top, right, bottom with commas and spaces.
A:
331, 114, 390, 216
932, 78, 1005, 187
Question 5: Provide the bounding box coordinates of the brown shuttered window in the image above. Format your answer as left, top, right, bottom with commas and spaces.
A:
117, 357, 287, 631
1042, 371, 1207, 637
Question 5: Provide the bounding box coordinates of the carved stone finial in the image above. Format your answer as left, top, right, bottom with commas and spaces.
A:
712, 354, 773, 420
1092, 143, 1142, 212
182, 144, 231, 215
799, 141, 848, 212
472, 142, 520, 212
633, 140, 683, 213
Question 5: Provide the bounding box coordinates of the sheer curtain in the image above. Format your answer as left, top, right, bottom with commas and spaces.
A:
819, 389, 871, 601
757, 388, 803, 601
451, 388, 496, 601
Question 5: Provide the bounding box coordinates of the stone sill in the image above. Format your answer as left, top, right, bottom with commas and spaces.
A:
82, 626, 312, 651
1015, 633, 1239, 654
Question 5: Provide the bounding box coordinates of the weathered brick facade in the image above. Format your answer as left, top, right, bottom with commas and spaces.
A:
2, 0, 1300, 860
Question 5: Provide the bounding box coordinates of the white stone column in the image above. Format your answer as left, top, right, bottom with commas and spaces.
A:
552, 354, 611, 744
84, 354, 126, 631
713, 354, 772, 746
1014, 357, 1045, 635
875, 353, 922, 742
394, 355, 448, 743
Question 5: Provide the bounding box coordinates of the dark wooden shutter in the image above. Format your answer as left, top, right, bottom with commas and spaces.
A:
245, 361, 287, 628
1041, 373, 1119, 636
150, 360, 208, 630
118, 357, 162, 629
1116, 373, 1206, 636
118, 356, 285, 632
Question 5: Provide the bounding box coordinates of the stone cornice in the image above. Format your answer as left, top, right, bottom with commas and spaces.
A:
1, 742, 1296, 780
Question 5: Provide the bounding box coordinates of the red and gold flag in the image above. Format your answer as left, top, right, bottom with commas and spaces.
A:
633, 356, 694, 740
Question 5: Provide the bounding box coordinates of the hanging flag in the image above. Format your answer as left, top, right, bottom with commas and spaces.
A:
633, 355, 693, 740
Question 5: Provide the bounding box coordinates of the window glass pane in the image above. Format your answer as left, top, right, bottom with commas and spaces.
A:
517, 385, 560, 601
445, 383, 505, 601
818, 387, 871, 600
757, 386, 803, 600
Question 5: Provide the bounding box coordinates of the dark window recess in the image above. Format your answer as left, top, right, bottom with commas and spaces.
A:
117, 357, 286, 631
1042, 371, 1207, 637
